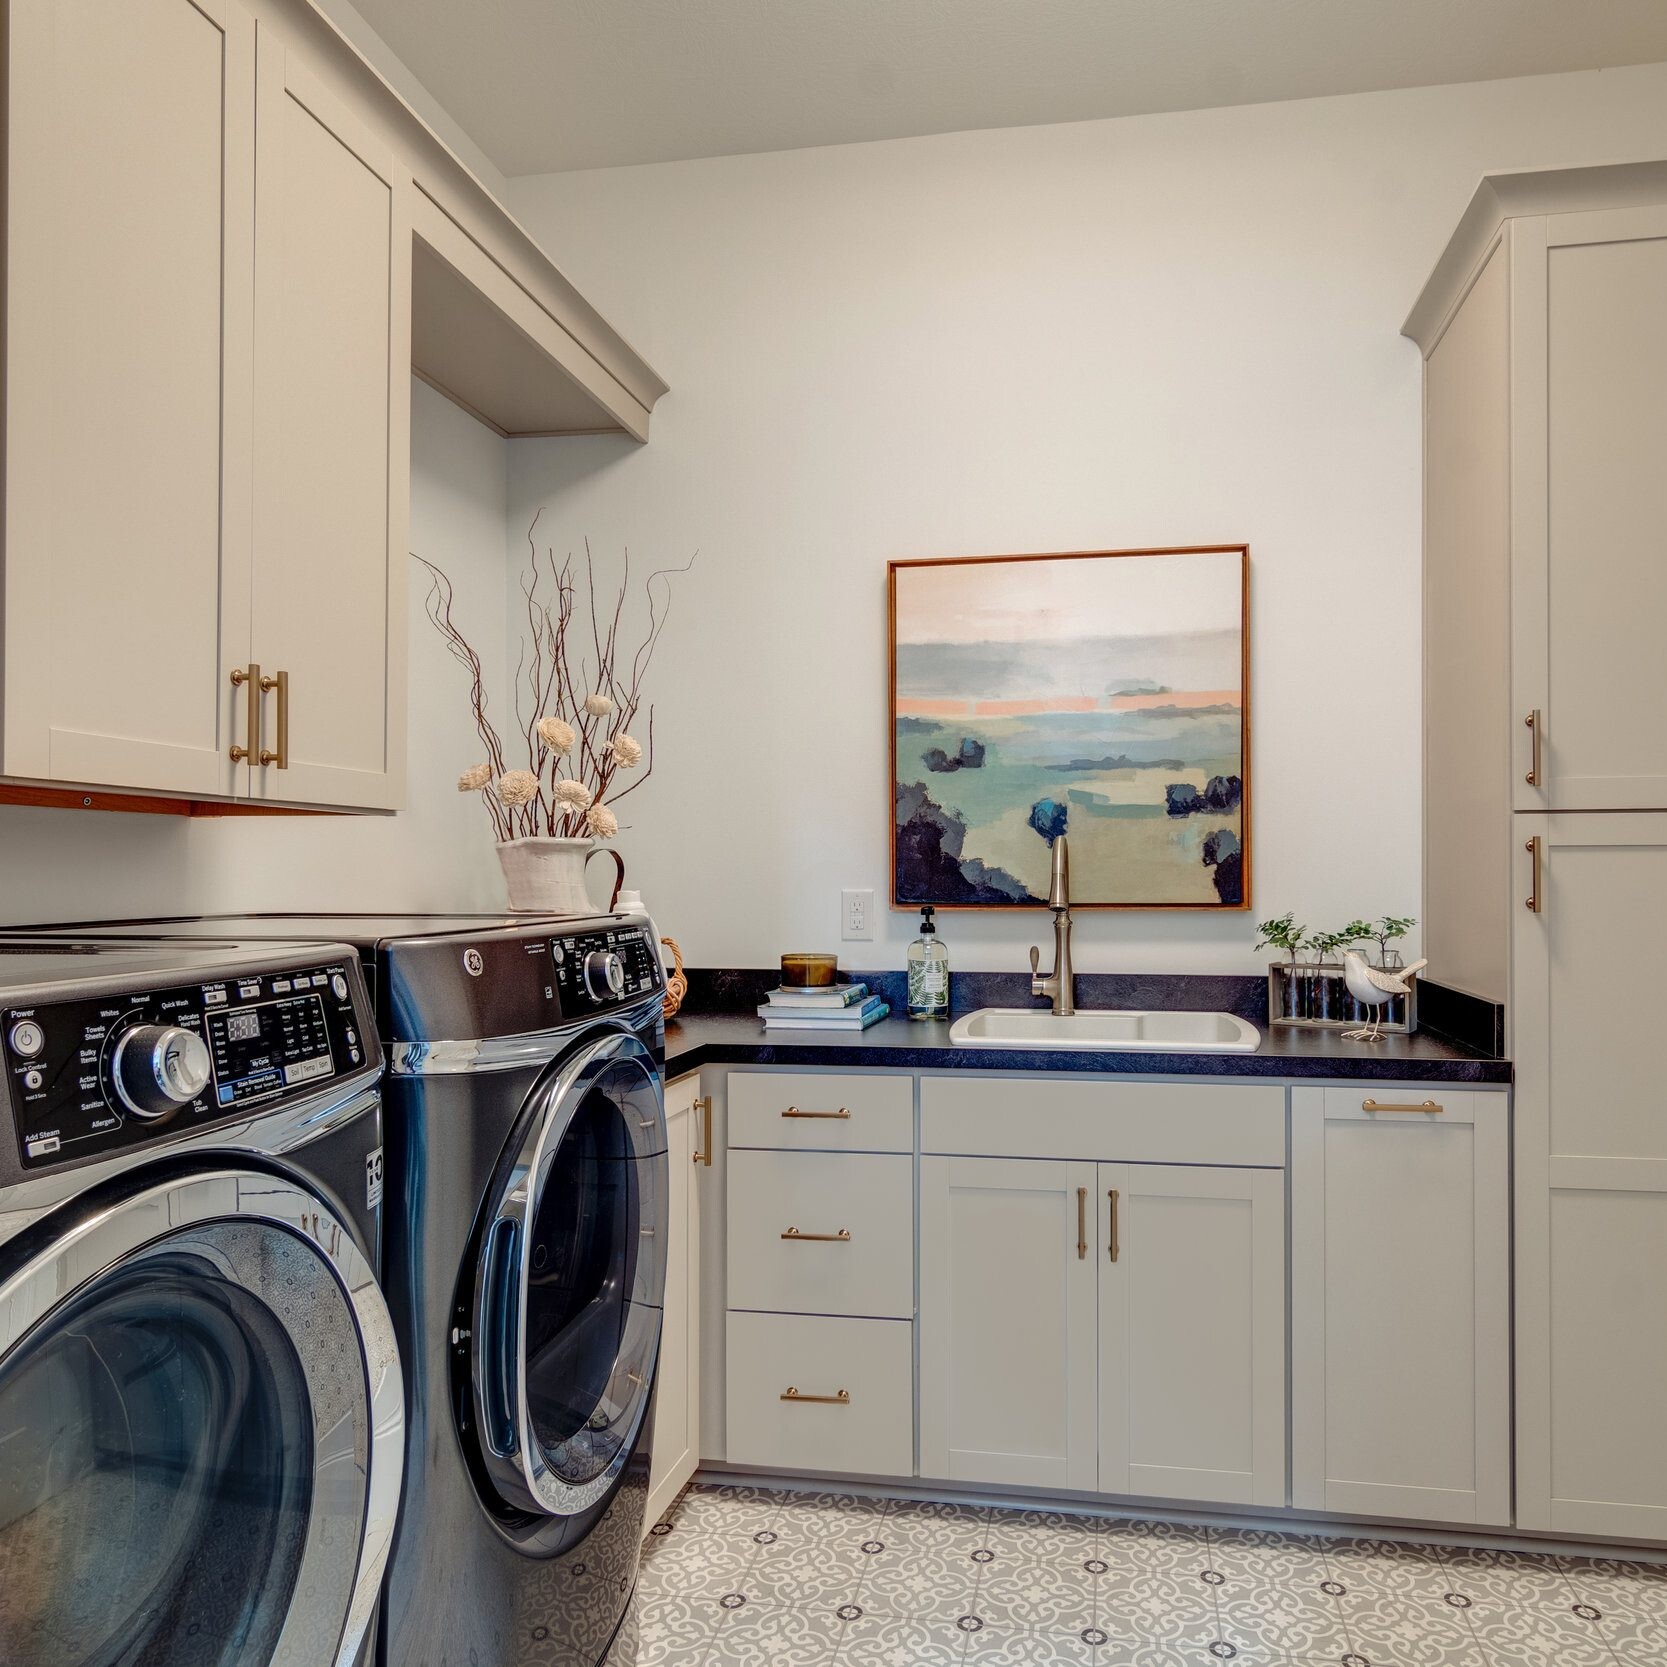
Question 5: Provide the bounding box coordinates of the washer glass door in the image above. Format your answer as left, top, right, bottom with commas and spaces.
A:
473, 1031, 667, 1520
0, 1168, 402, 1667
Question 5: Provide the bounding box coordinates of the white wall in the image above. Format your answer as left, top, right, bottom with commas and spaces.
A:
0, 379, 510, 925
504, 62, 1667, 974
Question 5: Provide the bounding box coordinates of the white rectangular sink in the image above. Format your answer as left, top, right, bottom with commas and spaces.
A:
948, 1007, 1261, 1053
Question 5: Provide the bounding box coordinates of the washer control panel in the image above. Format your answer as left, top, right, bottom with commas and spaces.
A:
4, 960, 367, 1171
552, 925, 662, 1016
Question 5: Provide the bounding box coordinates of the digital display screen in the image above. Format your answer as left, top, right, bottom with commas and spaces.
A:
225, 1010, 262, 1043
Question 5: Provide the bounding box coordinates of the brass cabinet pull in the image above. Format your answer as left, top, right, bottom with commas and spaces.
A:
1108, 1188, 1120, 1263
1076, 1186, 1088, 1260
1526, 835, 1543, 914
781, 1227, 851, 1242
259, 668, 289, 768
1524, 708, 1542, 787
1361, 1098, 1444, 1114
229, 664, 261, 763
782, 1106, 850, 1120
692, 1095, 712, 1166
781, 1387, 850, 1405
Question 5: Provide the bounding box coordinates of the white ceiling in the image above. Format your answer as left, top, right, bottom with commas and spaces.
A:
348, 0, 1667, 177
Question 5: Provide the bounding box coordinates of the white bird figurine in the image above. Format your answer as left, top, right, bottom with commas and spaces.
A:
1341, 950, 1427, 1042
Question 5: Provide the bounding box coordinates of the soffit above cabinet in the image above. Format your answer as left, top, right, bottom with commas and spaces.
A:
1403, 157, 1667, 352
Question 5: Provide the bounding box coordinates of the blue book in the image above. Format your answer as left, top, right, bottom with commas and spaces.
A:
759, 997, 889, 1027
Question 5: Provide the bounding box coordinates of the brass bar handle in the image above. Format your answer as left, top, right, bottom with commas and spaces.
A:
781, 1387, 850, 1405
1361, 1098, 1445, 1114
1524, 709, 1543, 787
692, 1095, 712, 1166
781, 1227, 851, 1242
1108, 1189, 1120, 1263
229, 664, 261, 763
1077, 1186, 1088, 1260
259, 669, 289, 768
782, 1106, 850, 1120
1526, 835, 1543, 914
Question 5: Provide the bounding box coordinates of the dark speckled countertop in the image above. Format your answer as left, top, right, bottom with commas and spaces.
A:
663, 1010, 1509, 1083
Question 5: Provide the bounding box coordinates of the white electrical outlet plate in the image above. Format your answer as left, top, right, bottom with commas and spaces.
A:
842, 888, 874, 941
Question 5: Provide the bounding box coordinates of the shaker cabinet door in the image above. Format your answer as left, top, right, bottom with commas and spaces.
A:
1099, 1163, 1285, 1508
1512, 207, 1667, 810
2, 0, 254, 796
919, 1155, 1098, 1491
250, 37, 409, 810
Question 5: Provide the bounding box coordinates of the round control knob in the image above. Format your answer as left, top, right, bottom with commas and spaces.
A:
112, 1025, 212, 1121
583, 950, 627, 1001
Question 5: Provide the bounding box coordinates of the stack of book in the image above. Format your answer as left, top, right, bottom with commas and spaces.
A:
757, 981, 890, 1030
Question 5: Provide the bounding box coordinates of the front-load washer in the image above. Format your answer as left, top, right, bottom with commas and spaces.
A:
35, 914, 671, 1667
0, 936, 403, 1667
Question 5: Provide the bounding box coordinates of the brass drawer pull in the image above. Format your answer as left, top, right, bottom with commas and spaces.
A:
782, 1106, 850, 1120
229, 663, 261, 763
692, 1095, 712, 1166
1108, 1188, 1120, 1263
1361, 1098, 1444, 1114
781, 1227, 851, 1242
1524, 708, 1542, 787
781, 1387, 849, 1405
1526, 835, 1543, 914
259, 668, 289, 768
1077, 1185, 1088, 1260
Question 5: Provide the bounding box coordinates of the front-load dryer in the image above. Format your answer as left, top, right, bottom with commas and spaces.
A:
0, 936, 403, 1667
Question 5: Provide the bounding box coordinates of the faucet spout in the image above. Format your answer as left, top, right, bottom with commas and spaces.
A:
1029, 835, 1076, 1016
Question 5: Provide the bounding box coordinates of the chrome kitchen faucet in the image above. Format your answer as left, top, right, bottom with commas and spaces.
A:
1029, 835, 1076, 1017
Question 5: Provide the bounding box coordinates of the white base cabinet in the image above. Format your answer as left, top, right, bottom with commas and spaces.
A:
1292, 1087, 1510, 1526
647, 1072, 703, 1525
918, 1087, 1287, 1509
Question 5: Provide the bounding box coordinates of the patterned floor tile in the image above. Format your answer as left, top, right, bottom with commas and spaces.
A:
704, 1597, 845, 1667
882, 1499, 993, 1555
836, 1611, 971, 1667
1100, 1519, 1213, 1575
1319, 1538, 1456, 1601
1096, 1567, 1219, 1647
1213, 1574, 1351, 1660
968, 1556, 1100, 1634
1332, 1591, 1491, 1667
960, 1625, 1111, 1665
982, 1508, 1106, 1565
634, 1593, 721, 1667
856, 1541, 984, 1625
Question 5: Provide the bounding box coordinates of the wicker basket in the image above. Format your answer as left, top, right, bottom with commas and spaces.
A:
661, 936, 688, 1019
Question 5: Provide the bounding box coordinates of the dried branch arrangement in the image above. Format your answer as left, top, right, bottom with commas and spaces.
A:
417, 513, 691, 843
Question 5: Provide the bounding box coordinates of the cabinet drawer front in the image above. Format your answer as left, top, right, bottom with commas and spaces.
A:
728, 1151, 914, 1318
921, 1076, 1285, 1166
725, 1312, 913, 1476
729, 1071, 912, 1152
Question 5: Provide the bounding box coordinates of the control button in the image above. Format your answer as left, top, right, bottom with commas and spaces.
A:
346, 1028, 358, 1046
583, 950, 627, 1001
113, 1025, 212, 1121
331, 974, 350, 1001
23, 1068, 44, 1092
9, 1020, 45, 1060
349, 1048, 362, 1064
25, 1134, 59, 1159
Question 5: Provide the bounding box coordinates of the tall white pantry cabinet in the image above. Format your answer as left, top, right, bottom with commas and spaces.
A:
1408, 160, 1667, 1541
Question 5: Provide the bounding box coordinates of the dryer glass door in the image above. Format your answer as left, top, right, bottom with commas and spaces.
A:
0, 1168, 402, 1667
473, 1030, 667, 1519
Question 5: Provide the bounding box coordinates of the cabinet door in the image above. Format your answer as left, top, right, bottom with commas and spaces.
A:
1292, 1088, 1509, 1526
648, 1075, 701, 1524
251, 35, 409, 809
1098, 1164, 1284, 1507
3, 0, 253, 796
919, 1155, 1097, 1490
1516, 813, 1667, 1537
1512, 207, 1667, 810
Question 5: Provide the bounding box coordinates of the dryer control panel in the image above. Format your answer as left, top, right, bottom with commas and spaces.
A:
4, 959, 368, 1172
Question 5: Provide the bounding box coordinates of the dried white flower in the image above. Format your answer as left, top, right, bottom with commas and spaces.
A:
586, 803, 619, 839
551, 777, 594, 811
536, 715, 575, 753
496, 769, 540, 807
610, 733, 643, 768
583, 692, 614, 718
457, 762, 492, 792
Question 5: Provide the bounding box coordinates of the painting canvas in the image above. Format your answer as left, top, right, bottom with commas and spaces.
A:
890, 546, 1248, 909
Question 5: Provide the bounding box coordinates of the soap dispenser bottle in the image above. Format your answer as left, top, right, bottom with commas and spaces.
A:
907, 905, 950, 1021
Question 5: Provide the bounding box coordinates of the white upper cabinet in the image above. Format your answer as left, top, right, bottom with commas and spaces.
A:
2, 0, 254, 798
1099, 1163, 1284, 1509
250, 37, 409, 810
1511, 205, 1667, 811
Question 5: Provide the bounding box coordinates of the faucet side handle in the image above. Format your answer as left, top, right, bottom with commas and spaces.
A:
1029, 944, 1041, 977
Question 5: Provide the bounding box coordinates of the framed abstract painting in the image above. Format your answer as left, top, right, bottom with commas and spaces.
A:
889, 545, 1249, 910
